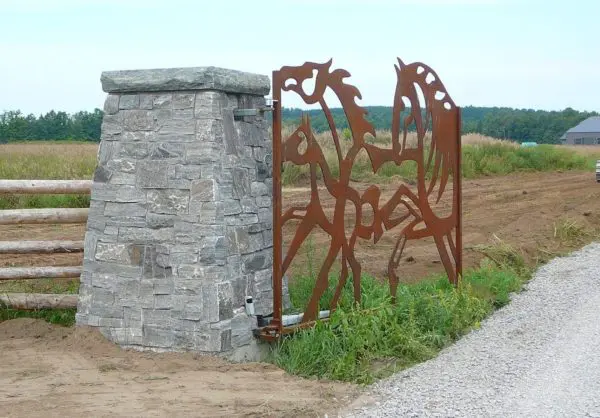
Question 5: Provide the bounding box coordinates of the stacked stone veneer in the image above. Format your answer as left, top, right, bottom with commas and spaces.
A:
76, 67, 278, 358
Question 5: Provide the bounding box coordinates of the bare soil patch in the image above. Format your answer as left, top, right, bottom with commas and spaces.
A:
0, 318, 356, 417
282, 171, 600, 281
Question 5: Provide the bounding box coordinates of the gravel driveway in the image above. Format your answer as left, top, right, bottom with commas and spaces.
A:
345, 242, 600, 417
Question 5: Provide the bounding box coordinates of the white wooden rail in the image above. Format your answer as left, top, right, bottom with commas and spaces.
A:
0, 179, 91, 309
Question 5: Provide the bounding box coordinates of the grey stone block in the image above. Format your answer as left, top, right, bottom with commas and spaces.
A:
153, 94, 172, 109
173, 93, 195, 109
104, 225, 119, 236
195, 91, 226, 119
150, 142, 185, 160
116, 185, 146, 203
258, 207, 273, 228
231, 312, 255, 347
116, 142, 150, 159
223, 110, 239, 155
91, 272, 117, 290
225, 213, 259, 226
105, 217, 147, 228
167, 178, 192, 190
186, 142, 221, 164
107, 158, 136, 173
122, 110, 157, 131
250, 181, 269, 197
137, 161, 172, 188
154, 294, 173, 309
142, 325, 174, 348
232, 168, 250, 199
190, 179, 215, 203
221, 330, 232, 351
256, 196, 271, 208
198, 201, 223, 224
101, 67, 270, 96
118, 227, 174, 243
95, 243, 132, 264
91, 183, 117, 201
99, 318, 124, 328
242, 250, 272, 273
139, 94, 153, 110
238, 122, 264, 146
158, 117, 195, 137
97, 141, 114, 165
153, 279, 174, 296
174, 164, 202, 180
104, 202, 147, 217
218, 282, 233, 321
202, 284, 219, 323
262, 229, 273, 247
241, 197, 257, 214
147, 189, 189, 215
109, 172, 136, 185
173, 108, 194, 119
119, 94, 140, 110
93, 166, 112, 184
101, 114, 123, 135
196, 119, 224, 142
230, 274, 248, 308
256, 161, 270, 182
121, 131, 157, 142
223, 199, 242, 216
147, 213, 175, 229
104, 95, 120, 115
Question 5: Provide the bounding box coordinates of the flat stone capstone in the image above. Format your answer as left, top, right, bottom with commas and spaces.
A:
101, 67, 271, 96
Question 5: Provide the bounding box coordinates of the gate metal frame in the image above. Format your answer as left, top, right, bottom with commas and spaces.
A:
260, 58, 462, 340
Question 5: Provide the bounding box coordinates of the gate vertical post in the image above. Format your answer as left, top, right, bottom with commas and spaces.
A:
270, 70, 283, 335
456, 107, 463, 280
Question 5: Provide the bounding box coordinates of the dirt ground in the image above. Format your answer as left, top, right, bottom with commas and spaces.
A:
1, 170, 600, 417
0, 318, 357, 417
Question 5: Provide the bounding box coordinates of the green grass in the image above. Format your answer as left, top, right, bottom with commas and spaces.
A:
461, 143, 594, 178
271, 242, 529, 384
0, 278, 80, 294
281, 143, 597, 186
0, 305, 76, 326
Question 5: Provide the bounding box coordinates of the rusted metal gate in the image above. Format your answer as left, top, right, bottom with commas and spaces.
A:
259, 58, 462, 340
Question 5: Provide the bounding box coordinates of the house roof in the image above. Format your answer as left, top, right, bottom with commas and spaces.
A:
566, 116, 600, 134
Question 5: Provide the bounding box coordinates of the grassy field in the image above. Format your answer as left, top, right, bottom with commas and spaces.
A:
1, 137, 599, 207
280, 130, 600, 185
0, 142, 96, 209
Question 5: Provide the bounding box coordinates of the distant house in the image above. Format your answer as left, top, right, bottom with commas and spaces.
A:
561, 116, 600, 145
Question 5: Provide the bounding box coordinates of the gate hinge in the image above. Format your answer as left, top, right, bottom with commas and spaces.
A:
233, 99, 277, 120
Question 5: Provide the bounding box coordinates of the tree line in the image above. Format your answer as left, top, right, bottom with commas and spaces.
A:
1, 106, 597, 144
0, 109, 103, 142
282, 106, 599, 144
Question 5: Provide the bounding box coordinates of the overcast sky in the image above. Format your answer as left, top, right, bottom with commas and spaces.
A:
1, 0, 598, 115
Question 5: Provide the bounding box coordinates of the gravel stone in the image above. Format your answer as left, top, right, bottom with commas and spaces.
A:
346, 243, 600, 417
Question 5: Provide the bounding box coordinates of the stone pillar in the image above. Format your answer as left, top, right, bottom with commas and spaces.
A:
76, 67, 274, 360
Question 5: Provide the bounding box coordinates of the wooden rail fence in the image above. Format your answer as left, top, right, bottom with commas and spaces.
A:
0, 180, 91, 310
